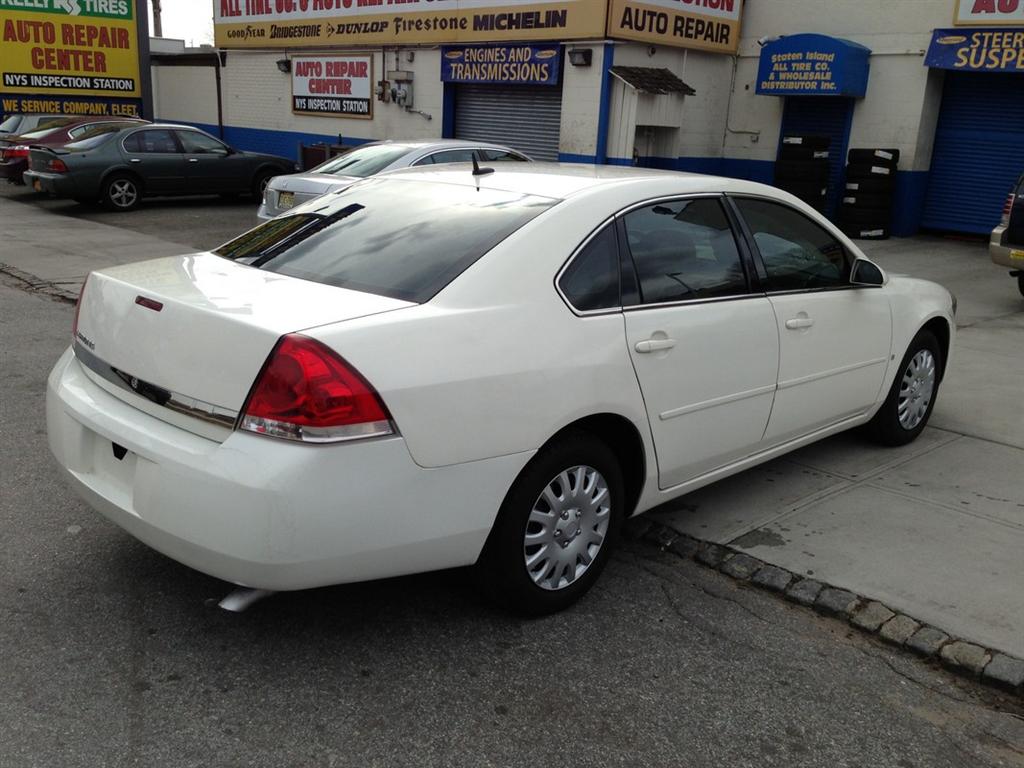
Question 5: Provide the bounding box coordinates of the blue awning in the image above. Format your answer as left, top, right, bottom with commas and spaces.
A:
757, 34, 872, 98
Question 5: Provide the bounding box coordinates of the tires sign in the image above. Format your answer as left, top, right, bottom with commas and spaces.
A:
291, 54, 372, 118
0, 0, 143, 118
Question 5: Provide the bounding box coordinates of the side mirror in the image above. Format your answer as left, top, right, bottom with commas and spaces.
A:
850, 258, 884, 287
210, 147, 230, 156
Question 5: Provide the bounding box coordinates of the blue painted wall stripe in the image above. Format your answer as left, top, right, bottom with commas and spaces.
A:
595, 42, 615, 165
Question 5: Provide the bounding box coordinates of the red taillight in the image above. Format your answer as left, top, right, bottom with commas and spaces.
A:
72, 275, 89, 344
2, 145, 28, 159
1001, 191, 1015, 226
48, 158, 68, 173
239, 334, 393, 443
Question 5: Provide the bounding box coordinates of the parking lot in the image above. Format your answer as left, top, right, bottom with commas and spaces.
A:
2, 182, 1024, 767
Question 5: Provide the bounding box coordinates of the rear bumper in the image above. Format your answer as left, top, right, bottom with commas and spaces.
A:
989, 224, 1024, 270
0, 158, 27, 183
47, 347, 530, 591
23, 169, 77, 198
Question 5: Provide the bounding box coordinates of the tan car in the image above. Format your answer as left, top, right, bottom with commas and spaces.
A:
990, 173, 1024, 297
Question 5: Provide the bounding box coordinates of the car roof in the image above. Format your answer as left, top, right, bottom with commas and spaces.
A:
364, 139, 525, 152
378, 162, 776, 201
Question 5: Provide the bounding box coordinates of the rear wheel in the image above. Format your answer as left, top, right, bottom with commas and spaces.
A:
102, 174, 141, 211
867, 330, 941, 446
1018, 274, 1024, 298
477, 431, 623, 615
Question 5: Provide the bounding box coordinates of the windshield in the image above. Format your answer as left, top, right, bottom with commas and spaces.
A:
17, 126, 65, 141
0, 115, 23, 132
311, 144, 412, 178
215, 178, 556, 302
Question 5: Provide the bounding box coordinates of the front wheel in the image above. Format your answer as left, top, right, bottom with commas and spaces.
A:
252, 170, 274, 200
476, 431, 623, 615
867, 329, 941, 446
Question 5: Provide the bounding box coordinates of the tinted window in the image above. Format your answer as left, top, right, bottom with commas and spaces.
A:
422, 149, 477, 165
734, 198, 849, 291
480, 149, 528, 162
123, 129, 179, 154
559, 225, 620, 312
312, 144, 411, 177
623, 198, 747, 304
65, 128, 122, 151
215, 178, 556, 303
178, 130, 228, 153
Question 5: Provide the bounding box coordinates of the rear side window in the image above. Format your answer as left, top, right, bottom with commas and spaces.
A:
480, 149, 528, 162
215, 178, 556, 303
623, 198, 748, 304
123, 129, 179, 154
312, 144, 411, 177
558, 225, 620, 312
414, 149, 476, 165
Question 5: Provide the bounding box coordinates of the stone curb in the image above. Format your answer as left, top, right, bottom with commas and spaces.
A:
0, 262, 78, 303
633, 519, 1023, 699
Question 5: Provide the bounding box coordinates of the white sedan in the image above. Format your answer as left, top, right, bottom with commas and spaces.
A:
47, 165, 956, 614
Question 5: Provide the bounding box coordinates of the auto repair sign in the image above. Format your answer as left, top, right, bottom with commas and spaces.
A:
607, 0, 743, 54
292, 54, 372, 118
956, 0, 1024, 25
0, 0, 142, 117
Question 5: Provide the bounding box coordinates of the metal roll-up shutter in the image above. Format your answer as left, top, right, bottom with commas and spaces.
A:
454, 84, 562, 161
778, 96, 855, 218
922, 72, 1024, 234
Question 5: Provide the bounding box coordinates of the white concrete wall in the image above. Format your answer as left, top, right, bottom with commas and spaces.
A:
558, 42, 608, 159
151, 64, 219, 126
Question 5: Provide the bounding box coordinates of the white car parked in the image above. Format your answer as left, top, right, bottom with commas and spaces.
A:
47, 165, 956, 614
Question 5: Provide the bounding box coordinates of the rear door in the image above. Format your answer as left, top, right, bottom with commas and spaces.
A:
120, 128, 186, 194
730, 196, 891, 444
621, 196, 779, 488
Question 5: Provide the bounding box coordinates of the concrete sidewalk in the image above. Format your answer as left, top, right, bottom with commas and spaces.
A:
2, 192, 1023, 661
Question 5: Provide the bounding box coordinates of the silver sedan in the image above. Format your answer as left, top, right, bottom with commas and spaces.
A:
257, 139, 531, 219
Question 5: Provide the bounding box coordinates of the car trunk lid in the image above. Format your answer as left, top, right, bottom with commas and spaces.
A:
73, 253, 414, 440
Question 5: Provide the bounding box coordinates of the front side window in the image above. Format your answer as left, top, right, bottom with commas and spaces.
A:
558, 225, 620, 312
215, 178, 556, 303
733, 198, 850, 291
178, 130, 228, 154
623, 197, 748, 305
123, 129, 179, 154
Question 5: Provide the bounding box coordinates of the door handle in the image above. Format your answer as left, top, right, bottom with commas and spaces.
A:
188, 158, 199, 163
129, 158, 141, 163
785, 317, 814, 330
635, 338, 676, 353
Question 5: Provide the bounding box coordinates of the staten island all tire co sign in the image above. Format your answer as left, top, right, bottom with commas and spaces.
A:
214, 0, 609, 47
0, 0, 143, 118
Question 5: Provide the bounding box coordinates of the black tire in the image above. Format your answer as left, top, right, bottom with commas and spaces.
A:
778, 146, 830, 162
845, 177, 895, 194
781, 135, 831, 151
867, 330, 941, 445
252, 169, 275, 200
476, 430, 624, 615
846, 162, 896, 181
101, 174, 141, 211
841, 226, 890, 240
847, 148, 900, 167
839, 207, 891, 227
777, 180, 828, 199
775, 160, 830, 184
1018, 274, 1024, 298
840, 193, 891, 209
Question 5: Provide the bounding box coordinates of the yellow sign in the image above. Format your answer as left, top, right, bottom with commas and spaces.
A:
214, 0, 607, 48
607, 0, 743, 54
1, 0, 141, 115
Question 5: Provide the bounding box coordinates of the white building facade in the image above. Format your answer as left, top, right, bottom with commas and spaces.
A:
151, 0, 1024, 236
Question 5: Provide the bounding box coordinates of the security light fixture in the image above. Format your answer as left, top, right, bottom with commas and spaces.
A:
568, 48, 592, 67
276, 58, 291, 73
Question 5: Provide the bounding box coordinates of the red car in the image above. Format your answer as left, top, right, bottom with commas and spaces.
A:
1, 118, 147, 185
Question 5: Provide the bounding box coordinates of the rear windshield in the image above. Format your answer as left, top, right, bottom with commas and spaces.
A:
215, 178, 556, 302
311, 144, 412, 178
63, 128, 121, 151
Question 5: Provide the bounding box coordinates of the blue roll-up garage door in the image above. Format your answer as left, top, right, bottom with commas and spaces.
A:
778, 96, 854, 218
922, 72, 1024, 234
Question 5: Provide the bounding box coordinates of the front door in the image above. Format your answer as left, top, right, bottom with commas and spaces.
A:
621, 197, 779, 489
176, 129, 245, 194
731, 196, 892, 444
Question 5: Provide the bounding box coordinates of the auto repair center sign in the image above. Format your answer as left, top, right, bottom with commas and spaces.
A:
292, 54, 372, 117
1, 0, 142, 118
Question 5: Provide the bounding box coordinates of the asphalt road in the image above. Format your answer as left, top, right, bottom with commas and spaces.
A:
1, 182, 260, 252
2, 280, 1022, 767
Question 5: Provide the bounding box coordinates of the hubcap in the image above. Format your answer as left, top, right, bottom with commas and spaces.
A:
898, 349, 936, 430
523, 465, 611, 591
259, 176, 270, 195
110, 179, 137, 208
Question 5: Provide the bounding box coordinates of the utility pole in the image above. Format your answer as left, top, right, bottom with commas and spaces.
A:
150, 0, 162, 37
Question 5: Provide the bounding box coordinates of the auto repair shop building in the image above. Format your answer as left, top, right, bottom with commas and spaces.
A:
149, 0, 1024, 236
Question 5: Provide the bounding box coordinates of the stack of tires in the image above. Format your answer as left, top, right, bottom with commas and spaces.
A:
774, 135, 831, 213
839, 149, 900, 240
